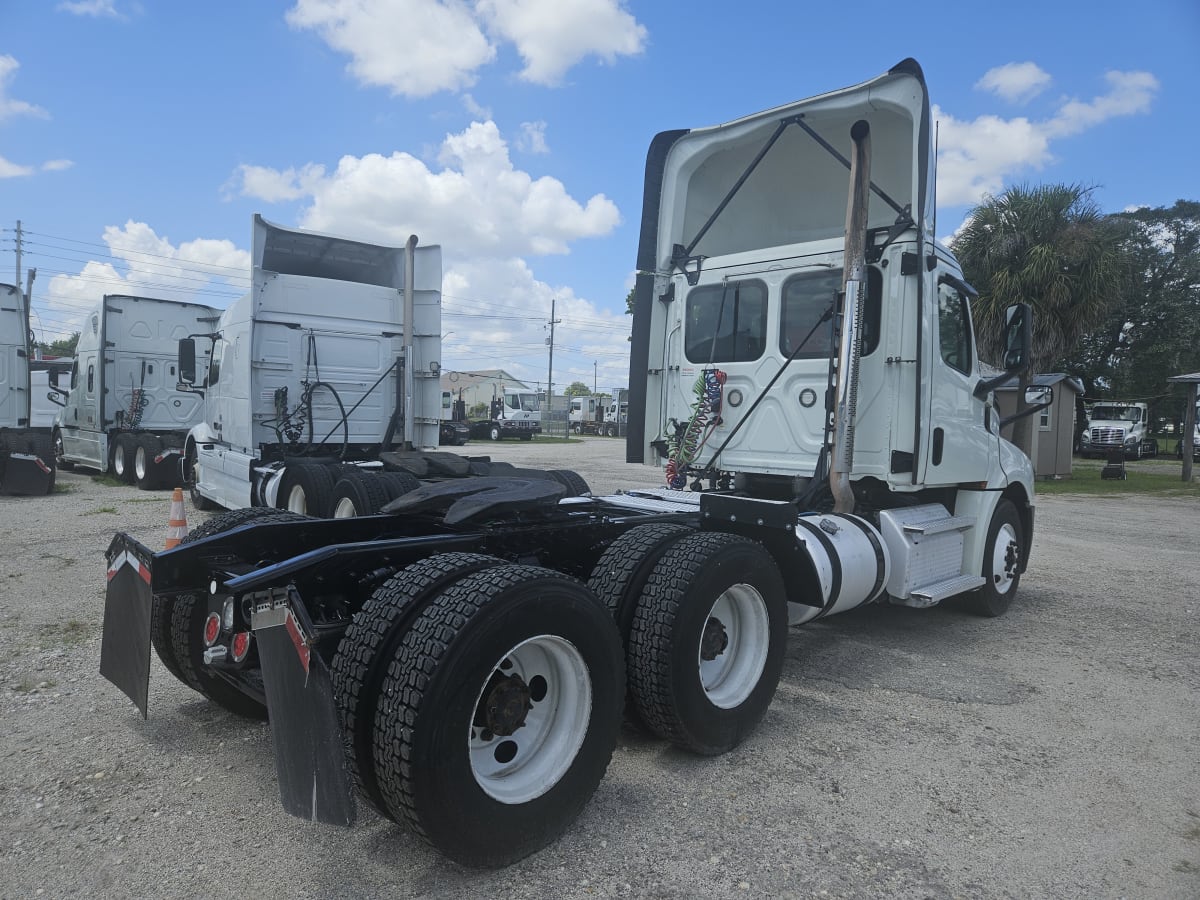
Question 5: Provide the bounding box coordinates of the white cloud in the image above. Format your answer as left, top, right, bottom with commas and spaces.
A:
57, 0, 124, 17
975, 62, 1051, 104
43, 223, 251, 335
461, 93, 492, 120
286, 0, 495, 97
227, 162, 326, 202
475, 0, 646, 85
235, 120, 619, 257
0, 55, 49, 122
516, 120, 549, 154
0, 155, 34, 178
231, 121, 627, 387
42, 159, 74, 172
286, 0, 645, 96
937, 68, 1159, 207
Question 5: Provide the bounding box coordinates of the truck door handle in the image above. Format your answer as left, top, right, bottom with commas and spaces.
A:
932, 427, 944, 466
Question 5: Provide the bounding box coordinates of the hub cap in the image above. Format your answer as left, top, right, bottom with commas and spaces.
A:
991, 522, 1020, 594
697, 584, 769, 709
468, 635, 591, 805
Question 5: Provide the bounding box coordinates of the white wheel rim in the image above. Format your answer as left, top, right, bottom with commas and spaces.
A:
332, 497, 357, 518
991, 522, 1020, 595
468, 634, 591, 805
114, 445, 126, 476
697, 584, 770, 709
286, 484, 308, 513
135, 446, 148, 480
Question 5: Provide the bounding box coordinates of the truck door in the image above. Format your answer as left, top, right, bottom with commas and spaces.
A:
920, 272, 996, 485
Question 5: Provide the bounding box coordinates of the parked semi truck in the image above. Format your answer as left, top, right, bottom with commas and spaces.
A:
469, 388, 542, 441
178, 215, 457, 517
568, 393, 608, 434
53, 294, 219, 489
0, 282, 56, 494
101, 60, 1048, 867
1079, 401, 1157, 459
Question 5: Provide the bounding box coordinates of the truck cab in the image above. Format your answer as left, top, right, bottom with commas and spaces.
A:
1081, 401, 1156, 459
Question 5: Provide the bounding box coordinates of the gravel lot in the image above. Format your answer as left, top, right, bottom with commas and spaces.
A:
2, 438, 1197, 899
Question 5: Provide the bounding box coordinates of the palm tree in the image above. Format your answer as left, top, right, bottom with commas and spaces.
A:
952, 183, 1126, 454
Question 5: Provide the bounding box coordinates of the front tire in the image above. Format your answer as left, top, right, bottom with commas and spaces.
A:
372, 566, 623, 867
489, 425, 502, 442
627, 532, 787, 755
185, 443, 219, 511
964, 499, 1023, 618
53, 429, 73, 470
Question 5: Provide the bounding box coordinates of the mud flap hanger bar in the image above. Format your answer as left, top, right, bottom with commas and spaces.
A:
669, 114, 912, 285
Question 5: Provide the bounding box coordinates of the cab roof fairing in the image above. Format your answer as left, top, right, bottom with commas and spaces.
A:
652, 60, 934, 275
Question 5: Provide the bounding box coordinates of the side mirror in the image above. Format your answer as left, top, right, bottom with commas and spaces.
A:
1023, 385, 1052, 407
47, 388, 68, 408
1002, 303, 1033, 373
178, 338, 197, 385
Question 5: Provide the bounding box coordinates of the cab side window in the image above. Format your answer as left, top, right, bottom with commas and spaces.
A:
685, 280, 767, 364
207, 341, 222, 386
937, 283, 973, 375
780, 268, 882, 359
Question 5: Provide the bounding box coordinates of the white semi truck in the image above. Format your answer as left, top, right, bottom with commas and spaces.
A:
469, 387, 542, 441
180, 215, 450, 516
54, 294, 219, 489
101, 60, 1048, 868
0, 283, 56, 495
1079, 401, 1157, 459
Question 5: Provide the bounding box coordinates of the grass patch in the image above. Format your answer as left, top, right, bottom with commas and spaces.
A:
53, 483, 76, 494
1037, 458, 1200, 497
90, 474, 125, 487
125, 496, 167, 504
82, 506, 118, 515
39, 620, 91, 647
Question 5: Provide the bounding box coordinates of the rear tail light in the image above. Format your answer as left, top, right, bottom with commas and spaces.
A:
203, 612, 221, 647
230, 631, 252, 663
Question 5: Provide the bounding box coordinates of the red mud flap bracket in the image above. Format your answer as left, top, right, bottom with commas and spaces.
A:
251, 589, 357, 827
100, 533, 155, 718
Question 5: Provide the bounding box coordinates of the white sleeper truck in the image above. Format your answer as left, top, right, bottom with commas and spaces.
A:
100, 60, 1047, 868
54, 294, 219, 489
182, 215, 455, 517
0, 283, 56, 495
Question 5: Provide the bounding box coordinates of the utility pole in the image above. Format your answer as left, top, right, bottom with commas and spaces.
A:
545, 297, 560, 421
593, 361, 597, 395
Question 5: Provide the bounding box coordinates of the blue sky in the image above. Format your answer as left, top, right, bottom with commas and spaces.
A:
2, 0, 1197, 393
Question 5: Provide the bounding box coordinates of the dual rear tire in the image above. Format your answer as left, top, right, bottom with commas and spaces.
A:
332, 556, 624, 866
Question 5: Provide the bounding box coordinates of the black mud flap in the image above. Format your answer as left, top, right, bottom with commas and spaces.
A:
0, 453, 54, 495
100, 533, 155, 717
253, 599, 356, 827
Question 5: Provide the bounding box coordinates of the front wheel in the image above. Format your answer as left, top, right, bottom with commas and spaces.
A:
489, 425, 502, 442
963, 499, 1023, 618
185, 443, 219, 511
372, 566, 623, 867
53, 430, 73, 470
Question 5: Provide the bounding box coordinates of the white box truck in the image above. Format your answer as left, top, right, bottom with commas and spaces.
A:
0, 283, 56, 495
54, 294, 218, 489
101, 60, 1049, 867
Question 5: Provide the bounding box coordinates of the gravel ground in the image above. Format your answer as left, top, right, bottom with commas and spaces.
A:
1, 438, 1197, 899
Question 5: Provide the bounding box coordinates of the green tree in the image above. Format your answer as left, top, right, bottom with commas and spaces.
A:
952, 184, 1125, 453
1061, 200, 1200, 423
38, 332, 80, 358
564, 381, 591, 397
625, 287, 635, 315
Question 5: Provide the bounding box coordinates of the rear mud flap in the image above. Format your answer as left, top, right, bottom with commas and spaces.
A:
0, 453, 54, 495
100, 533, 154, 717
253, 600, 356, 827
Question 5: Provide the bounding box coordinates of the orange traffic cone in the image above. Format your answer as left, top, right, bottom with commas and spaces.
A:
166, 486, 189, 549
